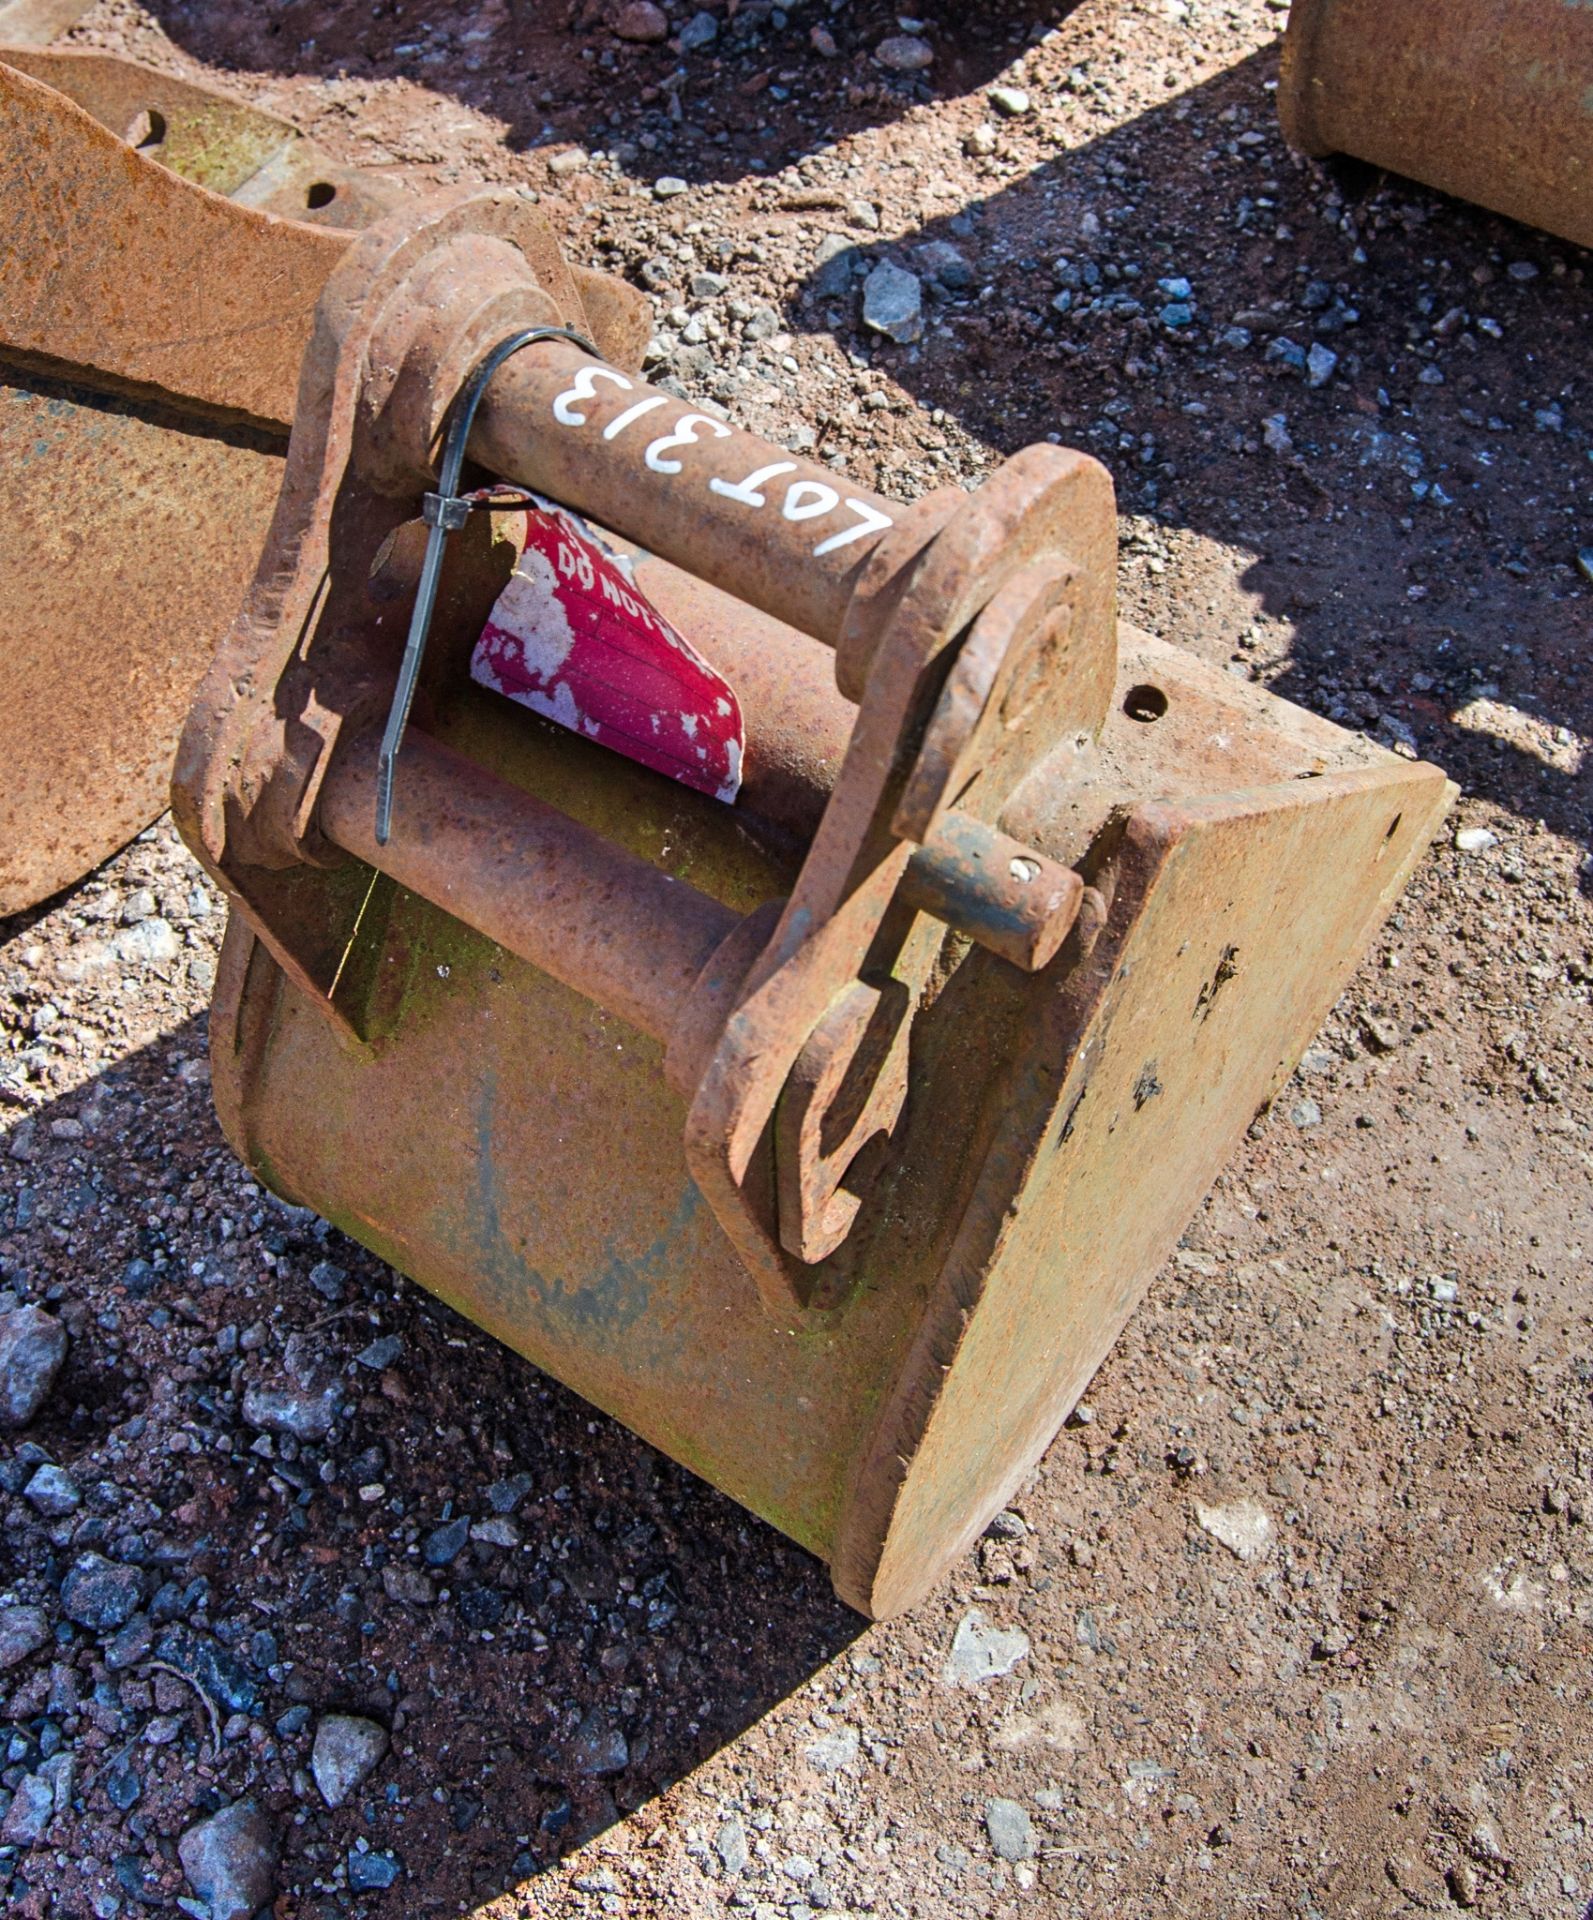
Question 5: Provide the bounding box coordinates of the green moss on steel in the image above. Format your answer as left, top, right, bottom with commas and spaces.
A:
158, 111, 289, 195
437, 689, 792, 917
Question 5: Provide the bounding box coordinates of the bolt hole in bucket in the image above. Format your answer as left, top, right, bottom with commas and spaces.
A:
125, 107, 166, 149
305, 181, 337, 210
1124, 683, 1169, 723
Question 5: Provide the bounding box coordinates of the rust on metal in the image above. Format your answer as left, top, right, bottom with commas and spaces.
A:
170, 180, 1099, 1305
0, 59, 346, 428
1279, 0, 1593, 250
473, 345, 908, 650
319, 726, 745, 1046
206, 628, 1452, 1616
0, 58, 328, 913
0, 372, 285, 918
0, 87, 1434, 1614
898, 813, 1082, 973
1, 45, 411, 226
0, 50, 651, 915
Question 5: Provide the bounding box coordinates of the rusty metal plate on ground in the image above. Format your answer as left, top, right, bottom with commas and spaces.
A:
0, 371, 284, 915
0, 55, 344, 917
0, 58, 346, 430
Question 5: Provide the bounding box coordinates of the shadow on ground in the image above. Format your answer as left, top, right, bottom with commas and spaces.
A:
779, 45, 1591, 852
147, 0, 1081, 184
0, 998, 858, 1916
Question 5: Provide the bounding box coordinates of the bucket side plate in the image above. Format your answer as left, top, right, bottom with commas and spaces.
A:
0, 371, 282, 915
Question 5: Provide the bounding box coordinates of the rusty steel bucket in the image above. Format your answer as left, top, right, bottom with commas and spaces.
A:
1279, 0, 1593, 249
151, 160, 1451, 1613
4, 45, 1456, 1615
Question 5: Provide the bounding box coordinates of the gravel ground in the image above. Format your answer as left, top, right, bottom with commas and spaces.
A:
2, 1, 1589, 1916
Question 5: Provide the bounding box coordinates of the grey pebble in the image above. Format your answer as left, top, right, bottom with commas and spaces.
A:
485, 1472, 533, 1514
381, 1563, 435, 1605
242, 1382, 337, 1442
1307, 342, 1339, 387
678, 9, 718, 51
944, 1608, 1031, 1686
106, 1760, 142, 1810
0, 1603, 50, 1670
803, 1725, 859, 1773
1360, 1014, 1401, 1054
308, 1260, 347, 1302
312, 1713, 390, 1808
105, 1613, 154, 1669
812, 233, 862, 300
178, 1799, 279, 1920
1455, 826, 1498, 853
567, 1707, 629, 1775
422, 1515, 470, 1567
918, 240, 973, 291
354, 1334, 402, 1371
1, 1770, 54, 1846
716, 1815, 750, 1874
862, 261, 923, 344
348, 1848, 403, 1893
62, 1552, 145, 1632
984, 1796, 1035, 1863
24, 1462, 80, 1516
470, 1516, 520, 1549
1290, 1098, 1322, 1129
874, 33, 933, 72
112, 917, 180, 969
0, 1305, 68, 1428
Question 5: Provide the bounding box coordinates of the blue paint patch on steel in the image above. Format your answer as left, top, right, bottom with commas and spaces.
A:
471, 1067, 698, 1342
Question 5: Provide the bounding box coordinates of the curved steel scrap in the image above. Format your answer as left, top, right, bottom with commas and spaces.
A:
0, 60, 346, 914
0, 51, 651, 917
1, 46, 412, 227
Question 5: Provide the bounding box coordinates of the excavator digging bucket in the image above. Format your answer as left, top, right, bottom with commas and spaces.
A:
4, 45, 1456, 1618
0, 54, 360, 916
0, 50, 651, 918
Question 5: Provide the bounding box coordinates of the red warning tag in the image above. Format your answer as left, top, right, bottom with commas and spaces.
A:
471, 502, 744, 804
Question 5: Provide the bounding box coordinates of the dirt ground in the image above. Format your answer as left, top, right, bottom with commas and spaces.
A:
2, 1, 1590, 1916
